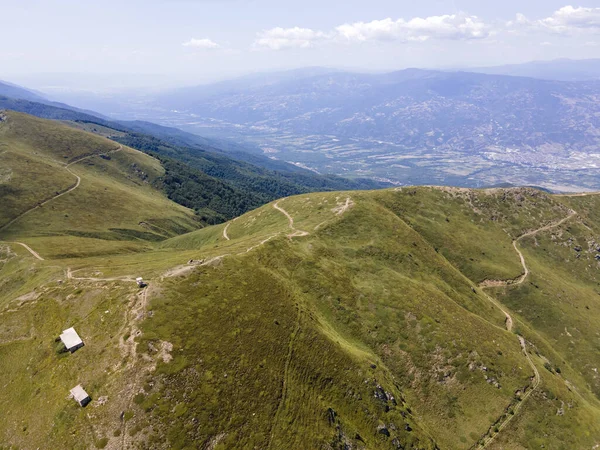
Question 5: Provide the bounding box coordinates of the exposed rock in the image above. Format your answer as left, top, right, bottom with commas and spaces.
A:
391, 437, 405, 449
377, 425, 390, 437
327, 407, 337, 426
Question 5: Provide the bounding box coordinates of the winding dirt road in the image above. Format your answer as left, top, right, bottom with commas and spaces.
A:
223, 222, 231, 240
0, 145, 123, 261
475, 212, 576, 448
273, 201, 309, 238
0, 145, 122, 234
11, 242, 44, 261
477, 336, 541, 449
479, 212, 577, 288
67, 267, 135, 282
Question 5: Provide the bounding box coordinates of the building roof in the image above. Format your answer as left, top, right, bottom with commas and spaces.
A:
70, 385, 89, 403
136, 277, 143, 282
60, 327, 83, 350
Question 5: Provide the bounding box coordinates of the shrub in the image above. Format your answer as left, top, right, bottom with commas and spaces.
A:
95, 437, 108, 449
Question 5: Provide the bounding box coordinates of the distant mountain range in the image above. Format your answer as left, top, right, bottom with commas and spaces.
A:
0, 79, 48, 102
6, 58, 600, 191
133, 65, 600, 191
0, 79, 109, 118
468, 58, 600, 81
153, 69, 600, 150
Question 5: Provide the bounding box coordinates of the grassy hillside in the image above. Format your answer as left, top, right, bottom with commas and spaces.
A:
0, 114, 598, 449
2, 177, 600, 449
0, 111, 199, 258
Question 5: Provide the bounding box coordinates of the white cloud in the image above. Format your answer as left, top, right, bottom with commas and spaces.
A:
539, 6, 600, 33
335, 13, 490, 43
506, 13, 531, 28
253, 7, 600, 51
510, 6, 600, 35
253, 27, 329, 50
182, 38, 221, 49
254, 13, 491, 50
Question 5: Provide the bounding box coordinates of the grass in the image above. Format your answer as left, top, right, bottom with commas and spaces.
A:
3, 187, 600, 448
0, 111, 200, 258
373, 187, 572, 283
1, 116, 600, 448
0, 277, 137, 449
0, 141, 75, 226
492, 220, 600, 401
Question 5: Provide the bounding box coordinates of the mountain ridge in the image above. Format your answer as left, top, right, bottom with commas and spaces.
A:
122, 67, 600, 191
2, 180, 600, 448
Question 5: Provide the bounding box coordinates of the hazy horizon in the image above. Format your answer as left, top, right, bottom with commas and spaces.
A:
1, 1, 599, 91
3, 57, 600, 96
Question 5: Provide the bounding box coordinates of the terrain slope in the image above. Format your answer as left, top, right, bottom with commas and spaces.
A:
1, 120, 600, 449
0, 111, 200, 258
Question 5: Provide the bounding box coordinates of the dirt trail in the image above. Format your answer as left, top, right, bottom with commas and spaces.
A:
0, 145, 122, 234
474, 212, 576, 448
273, 201, 309, 238
0, 144, 123, 237
119, 286, 154, 448
0, 146, 123, 261
480, 290, 513, 332
267, 305, 302, 450
9, 242, 44, 261
223, 222, 231, 241
479, 212, 576, 288
477, 337, 540, 449
67, 267, 135, 282
240, 234, 280, 254
60, 268, 157, 449
332, 196, 354, 216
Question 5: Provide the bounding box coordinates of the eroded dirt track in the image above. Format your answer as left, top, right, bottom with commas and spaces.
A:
474, 212, 577, 448
11, 242, 44, 261
0, 145, 122, 235
273, 201, 309, 238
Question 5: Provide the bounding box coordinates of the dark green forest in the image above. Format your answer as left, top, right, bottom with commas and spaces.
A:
115, 132, 386, 223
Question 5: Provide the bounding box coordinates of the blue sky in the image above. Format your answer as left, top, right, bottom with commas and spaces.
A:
1, 0, 600, 88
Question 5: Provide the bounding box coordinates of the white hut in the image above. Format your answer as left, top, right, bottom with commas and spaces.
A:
136, 277, 145, 287
70, 385, 91, 407
59, 327, 84, 353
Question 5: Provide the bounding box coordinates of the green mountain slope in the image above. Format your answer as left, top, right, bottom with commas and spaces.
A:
0, 116, 599, 448
2, 161, 600, 450
0, 111, 200, 258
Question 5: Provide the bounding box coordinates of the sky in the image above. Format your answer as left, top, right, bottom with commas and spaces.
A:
1, 0, 600, 90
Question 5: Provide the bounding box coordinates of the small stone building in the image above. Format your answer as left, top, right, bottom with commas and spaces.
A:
70, 385, 91, 407
59, 327, 84, 353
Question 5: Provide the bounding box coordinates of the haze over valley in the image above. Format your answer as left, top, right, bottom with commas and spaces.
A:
91, 65, 600, 191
